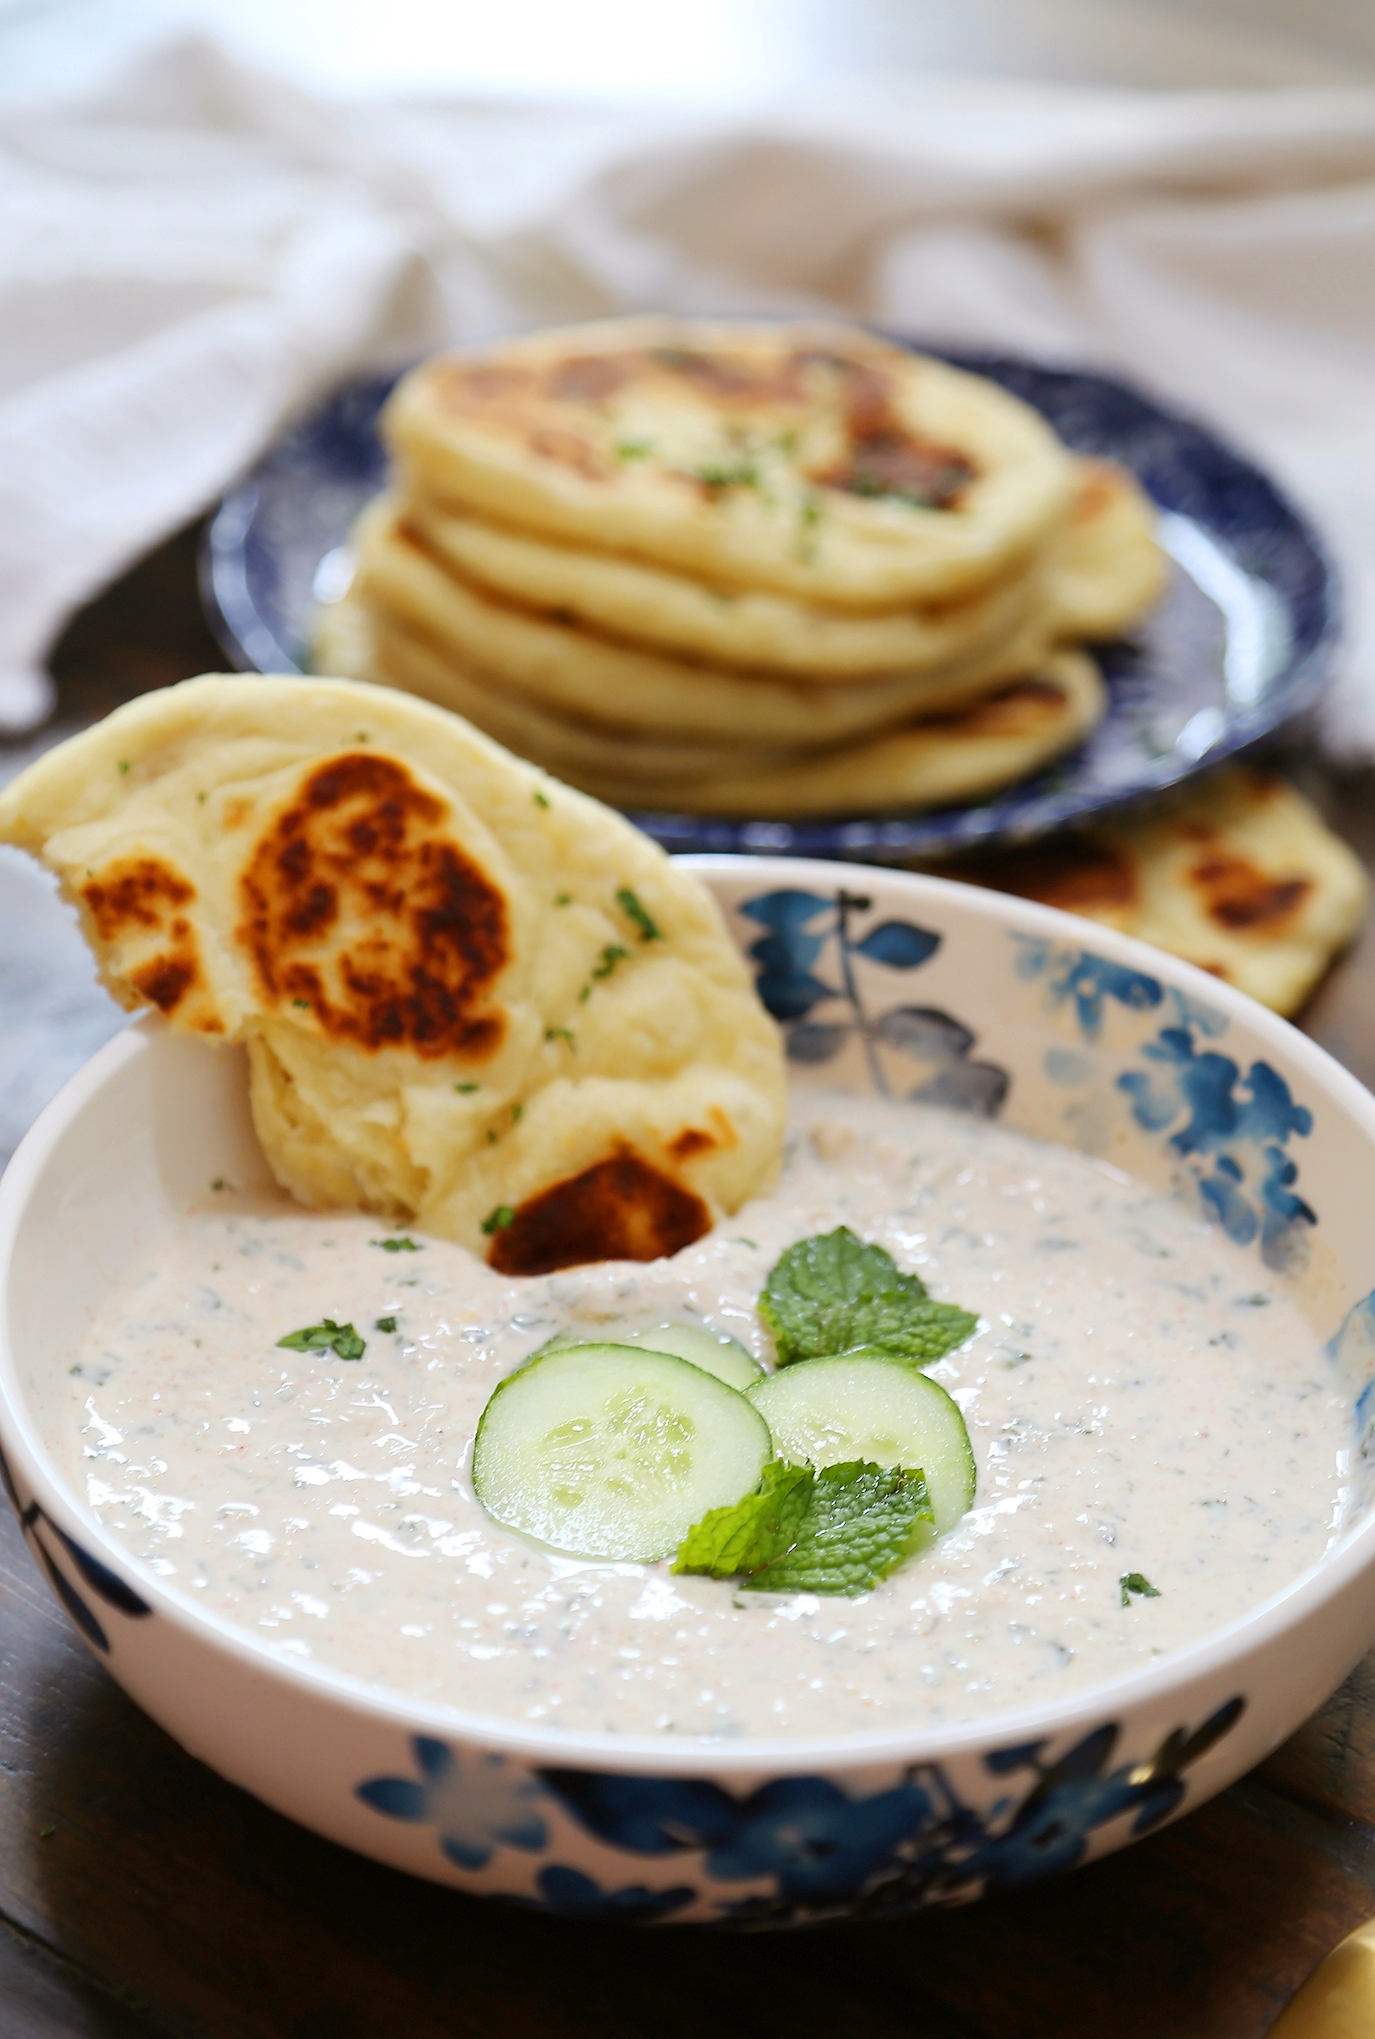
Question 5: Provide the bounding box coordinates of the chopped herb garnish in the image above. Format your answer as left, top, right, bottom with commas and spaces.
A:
373, 1236, 420, 1253
545, 1026, 575, 1048
554, 892, 573, 906
482, 1205, 515, 1235
277, 1319, 366, 1361
579, 943, 630, 999
292, 998, 312, 1009
675, 1459, 934, 1595
616, 887, 662, 942
512, 1103, 523, 1123
615, 438, 653, 461
210, 1178, 232, 1193
760, 1226, 976, 1366
39, 1824, 56, 1839
196, 791, 206, 805
534, 791, 550, 809
731, 1237, 758, 1250
117, 761, 130, 775
375, 1316, 398, 1333
454, 1082, 479, 1094
1120, 1573, 1162, 1607
487, 1129, 497, 1144
696, 460, 758, 491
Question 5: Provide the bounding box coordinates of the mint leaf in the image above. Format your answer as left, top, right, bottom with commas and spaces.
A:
672, 1461, 812, 1579
1120, 1572, 1161, 1607
744, 1461, 933, 1595
277, 1319, 365, 1361
760, 1226, 976, 1365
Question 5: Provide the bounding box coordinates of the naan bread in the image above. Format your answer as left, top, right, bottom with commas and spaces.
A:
0, 677, 785, 1268
1051, 459, 1168, 641
385, 318, 1073, 607
344, 503, 1058, 750
401, 451, 1159, 680
554, 652, 1106, 819
938, 768, 1367, 1015
402, 493, 1047, 681
321, 598, 1095, 819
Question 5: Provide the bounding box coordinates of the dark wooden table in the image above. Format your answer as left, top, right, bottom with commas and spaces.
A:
5, 527, 1375, 2039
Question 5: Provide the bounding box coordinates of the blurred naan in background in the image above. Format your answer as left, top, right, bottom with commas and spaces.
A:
936, 768, 1367, 1015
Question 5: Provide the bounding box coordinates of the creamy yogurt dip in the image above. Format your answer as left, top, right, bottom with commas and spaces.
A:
63, 1093, 1355, 1740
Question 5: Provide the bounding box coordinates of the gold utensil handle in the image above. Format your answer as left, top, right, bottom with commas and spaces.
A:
1269, 1921, 1375, 2037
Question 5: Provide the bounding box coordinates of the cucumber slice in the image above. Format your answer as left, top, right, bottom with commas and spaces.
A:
622, 1323, 761, 1390
473, 1342, 772, 1562
531, 1322, 761, 1391
747, 1352, 976, 1534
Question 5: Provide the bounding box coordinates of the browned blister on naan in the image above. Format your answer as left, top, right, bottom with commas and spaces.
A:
0, 677, 785, 1268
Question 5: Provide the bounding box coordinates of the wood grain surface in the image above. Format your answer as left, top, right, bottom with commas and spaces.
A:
4, 527, 1375, 2037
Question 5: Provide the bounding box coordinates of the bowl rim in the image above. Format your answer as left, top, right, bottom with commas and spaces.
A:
4, 856, 1375, 1776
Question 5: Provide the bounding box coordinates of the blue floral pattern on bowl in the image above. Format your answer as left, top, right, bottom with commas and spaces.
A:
356, 1699, 1244, 1924
740, 886, 1009, 1111
0, 1438, 150, 1652
201, 349, 1337, 862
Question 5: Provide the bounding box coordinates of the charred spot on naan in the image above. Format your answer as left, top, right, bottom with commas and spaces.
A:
487, 1146, 711, 1277
1185, 850, 1313, 933
80, 855, 221, 1029
237, 752, 510, 1060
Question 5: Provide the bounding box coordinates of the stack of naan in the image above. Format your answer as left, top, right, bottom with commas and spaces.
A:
314, 318, 1166, 819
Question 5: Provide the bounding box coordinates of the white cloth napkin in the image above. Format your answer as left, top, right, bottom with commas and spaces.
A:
4, 37, 1375, 751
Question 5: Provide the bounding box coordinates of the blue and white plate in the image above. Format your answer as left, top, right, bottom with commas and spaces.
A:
201, 349, 1337, 862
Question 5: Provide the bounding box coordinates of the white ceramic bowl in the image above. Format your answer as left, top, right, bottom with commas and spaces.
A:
4, 856, 1375, 1928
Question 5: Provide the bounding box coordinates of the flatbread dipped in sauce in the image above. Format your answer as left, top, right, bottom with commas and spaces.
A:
0, 675, 786, 1268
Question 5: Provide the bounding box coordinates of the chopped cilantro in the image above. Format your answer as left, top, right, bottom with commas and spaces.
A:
554, 892, 573, 906
210, 1178, 232, 1193
39, 1824, 56, 1839
277, 1319, 366, 1361
760, 1226, 976, 1366
512, 1103, 523, 1123
196, 791, 206, 805
579, 943, 630, 999
1120, 1573, 1162, 1607
375, 1316, 398, 1333
696, 460, 758, 490
482, 1205, 515, 1235
292, 998, 312, 1009
545, 1025, 575, 1049
117, 761, 130, 775
373, 1236, 420, 1253
534, 791, 550, 809
615, 438, 653, 461
616, 887, 662, 942
675, 1459, 933, 1595
454, 1082, 479, 1094
731, 1237, 758, 1250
